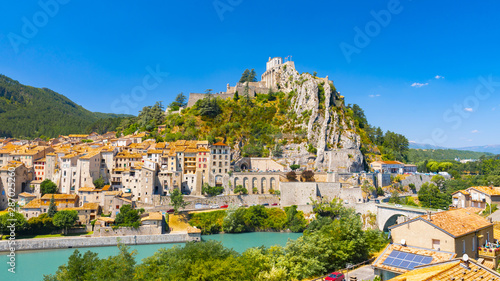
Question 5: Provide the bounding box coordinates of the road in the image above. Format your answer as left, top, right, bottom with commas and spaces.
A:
345, 265, 376, 281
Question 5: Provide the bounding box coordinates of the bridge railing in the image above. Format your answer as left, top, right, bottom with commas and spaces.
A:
377, 202, 441, 212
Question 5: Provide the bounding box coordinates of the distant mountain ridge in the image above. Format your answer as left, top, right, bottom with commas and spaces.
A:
410, 142, 500, 155
0, 74, 131, 138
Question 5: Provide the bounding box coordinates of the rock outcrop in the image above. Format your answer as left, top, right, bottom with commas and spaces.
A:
273, 65, 364, 172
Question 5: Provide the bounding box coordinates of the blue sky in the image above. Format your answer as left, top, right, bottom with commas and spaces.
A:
1, 0, 499, 148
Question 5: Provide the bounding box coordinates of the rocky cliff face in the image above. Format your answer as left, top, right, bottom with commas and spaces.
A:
273, 65, 364, 172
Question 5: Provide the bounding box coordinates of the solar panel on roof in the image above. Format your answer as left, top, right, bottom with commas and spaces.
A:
382, 250, 434, 271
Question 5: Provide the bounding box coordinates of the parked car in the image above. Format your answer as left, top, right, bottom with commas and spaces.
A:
271, 203, 278, 206
210, 204, 220, 209
262, 203, 269, 206
166, 209, 175, 213
220, 205, 229, 208
323, 272, 345, 281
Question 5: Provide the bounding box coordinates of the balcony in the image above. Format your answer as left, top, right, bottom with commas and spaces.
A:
478, 246, 500, 258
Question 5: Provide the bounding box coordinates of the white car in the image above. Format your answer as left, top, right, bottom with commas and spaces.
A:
210, 204, 220, 209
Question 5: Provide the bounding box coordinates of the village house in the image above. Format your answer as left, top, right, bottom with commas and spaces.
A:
20, 194, 79, 219
0, 161, 31, 209
374, 209, 495, 280
370, 161, 417, 174
452, 186, 500, 209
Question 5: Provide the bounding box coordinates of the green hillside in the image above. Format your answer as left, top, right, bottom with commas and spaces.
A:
407, 148, 493, 163
0, 75, 130, 138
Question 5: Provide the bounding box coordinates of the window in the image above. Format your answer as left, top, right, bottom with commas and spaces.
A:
472, 236, 475, 250
432, 239, 440, 250
488, 232, 490, 242
462, 240, 466, 254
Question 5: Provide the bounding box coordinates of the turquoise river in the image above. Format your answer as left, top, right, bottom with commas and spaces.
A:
0, 232, 302, 280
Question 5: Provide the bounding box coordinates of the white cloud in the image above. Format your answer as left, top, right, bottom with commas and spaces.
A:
464, 108, 474, 112
471, 130, 479, 134
411, 82, 428, 88
369, 94, 381, 98
435, 75, 444, 79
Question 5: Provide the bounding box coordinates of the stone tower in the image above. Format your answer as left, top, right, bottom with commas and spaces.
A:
261, 56, 295, 89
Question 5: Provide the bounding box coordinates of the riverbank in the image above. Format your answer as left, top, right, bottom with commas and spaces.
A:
0, 232, 201, 253
0, 232, 302, 280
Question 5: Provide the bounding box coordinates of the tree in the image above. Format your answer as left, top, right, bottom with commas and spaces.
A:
168, 93, 187, 110
286, 171, 297, 181
115, 205, 142, 227
93, 176, 105, 189
47, 195, 57, 217
40, 179, 57, 196
388, 190, 402, 204
252, 187, 258, 194
0, 212, 28, 235
53, 210, 78, 235
301, 170, 315, 182
290, 164, 300, 171
285, 205, 307, 232
137, 102, 165, 131
202, 183, 224, 197
170, 188, 188, 213
361, 180, 376, 200
376, 187, 385, 197
418, 183, 451, 209
234, 185, 248, 195
239, 69, 257, 83
431, 175, 446, 192
196, 96, 222, 118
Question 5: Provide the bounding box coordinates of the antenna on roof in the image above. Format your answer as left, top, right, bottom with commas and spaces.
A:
463, 254, 469, 262
401, 239, 406, 246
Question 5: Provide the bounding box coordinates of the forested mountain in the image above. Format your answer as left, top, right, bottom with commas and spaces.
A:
407, 149, 492, 163
0, 75, 131, 138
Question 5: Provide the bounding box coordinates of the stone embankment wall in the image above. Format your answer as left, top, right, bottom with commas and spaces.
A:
0, 233, 200, 252
151, 194, 280, 210
93, 225, 162, 237
279, 182, 363, 207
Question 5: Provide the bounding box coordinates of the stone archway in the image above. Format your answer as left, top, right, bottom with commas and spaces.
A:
261, 178, 267, 194
270, 177, 276, 190
252, 178, 258, 193
383, 214, 408, 232
243, 177, 249, 192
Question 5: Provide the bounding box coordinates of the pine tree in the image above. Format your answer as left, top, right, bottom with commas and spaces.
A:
48, 195, 57, 217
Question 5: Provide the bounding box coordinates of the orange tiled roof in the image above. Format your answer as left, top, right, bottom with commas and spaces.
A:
468, 186, 500, 196
391, 209, 492, 237
141, 212, 163, 221
22, 198, 42, 209
212, 141, 227, 146
41, 194, 78, 200
18, 192, 36, 198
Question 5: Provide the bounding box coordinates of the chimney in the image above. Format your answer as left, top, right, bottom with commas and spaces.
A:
427, 211, 432, 221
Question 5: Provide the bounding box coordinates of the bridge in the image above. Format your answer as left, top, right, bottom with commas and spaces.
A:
376, 203, 440, 232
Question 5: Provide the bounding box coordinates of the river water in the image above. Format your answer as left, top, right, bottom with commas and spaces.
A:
0, 232, 302, 280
